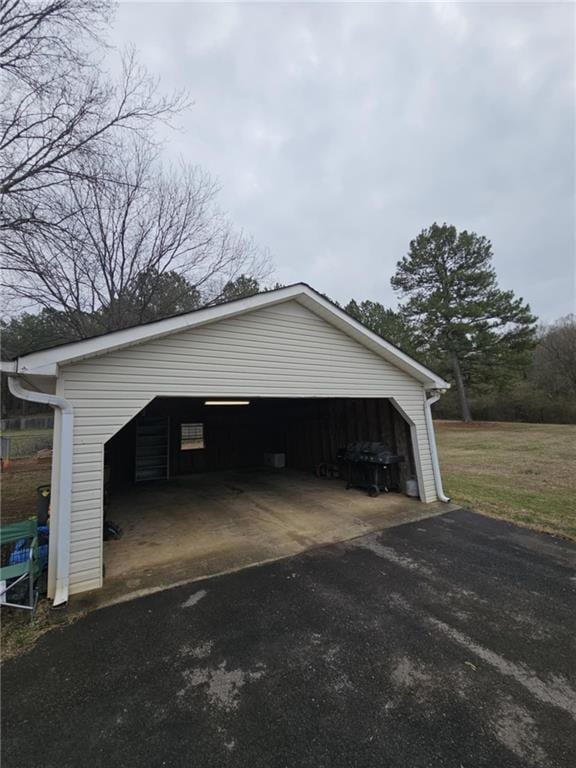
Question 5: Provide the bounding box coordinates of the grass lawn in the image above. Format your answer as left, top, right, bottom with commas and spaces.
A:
2, 428, 52, 438
436, 420, 576, 540
1, 456, 53, 658
1, 427, 53, 523
2, 427, 53, 458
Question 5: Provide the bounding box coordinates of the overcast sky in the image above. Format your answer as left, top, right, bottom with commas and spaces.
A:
111, 1, 575, 321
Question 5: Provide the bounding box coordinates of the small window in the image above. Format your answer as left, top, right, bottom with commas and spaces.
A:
181, 423, 204, 451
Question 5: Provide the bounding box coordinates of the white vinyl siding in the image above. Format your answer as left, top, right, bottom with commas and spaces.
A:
59, 299, 437, 595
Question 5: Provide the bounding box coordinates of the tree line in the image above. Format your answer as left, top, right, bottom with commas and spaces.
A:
3, 223, 575, 424
345, 299, 575, 426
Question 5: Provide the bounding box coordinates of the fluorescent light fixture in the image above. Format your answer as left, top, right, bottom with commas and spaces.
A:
204, 400, 251, 406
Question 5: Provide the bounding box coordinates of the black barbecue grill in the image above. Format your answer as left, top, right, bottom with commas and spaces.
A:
339, 441, 404, 497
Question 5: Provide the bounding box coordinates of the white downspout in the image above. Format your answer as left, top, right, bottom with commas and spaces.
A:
8, 376, 73, 606
424, 389, 451, 503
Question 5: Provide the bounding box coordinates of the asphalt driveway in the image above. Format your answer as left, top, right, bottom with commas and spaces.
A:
2, 509, 576, 768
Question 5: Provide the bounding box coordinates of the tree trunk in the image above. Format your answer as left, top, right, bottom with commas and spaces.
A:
451, 351, 472, 422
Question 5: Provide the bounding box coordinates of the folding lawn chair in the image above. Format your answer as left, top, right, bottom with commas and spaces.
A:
0, 519, 41, 620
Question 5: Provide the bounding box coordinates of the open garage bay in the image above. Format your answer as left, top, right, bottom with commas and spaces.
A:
91, 470, 455, 608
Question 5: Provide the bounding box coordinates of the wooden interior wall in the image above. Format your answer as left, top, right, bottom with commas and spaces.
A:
104, 418, 136, 488
105, 397, 416, 489
284, 399, 415, 488
285, 399, 392, 467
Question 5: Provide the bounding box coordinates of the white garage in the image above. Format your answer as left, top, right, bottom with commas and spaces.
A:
4, 284, 450, 605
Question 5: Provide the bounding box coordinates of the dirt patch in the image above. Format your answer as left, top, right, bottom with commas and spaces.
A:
1, 599, 83, 662
1, 462, 51, 523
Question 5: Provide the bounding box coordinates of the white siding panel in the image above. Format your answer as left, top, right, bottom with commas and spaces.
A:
60, 299, 438, 594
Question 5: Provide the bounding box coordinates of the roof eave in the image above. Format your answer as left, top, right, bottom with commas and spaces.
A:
14, 285, 308, 375
10, 283, 450, 389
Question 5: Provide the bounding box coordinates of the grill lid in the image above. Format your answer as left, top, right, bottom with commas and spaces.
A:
340, 441, 404, 464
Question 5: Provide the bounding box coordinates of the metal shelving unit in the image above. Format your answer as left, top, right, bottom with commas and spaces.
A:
134, 416, 170, 483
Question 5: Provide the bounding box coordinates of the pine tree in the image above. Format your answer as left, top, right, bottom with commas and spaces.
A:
391, 223, 536, 421
344, 299, 417, 356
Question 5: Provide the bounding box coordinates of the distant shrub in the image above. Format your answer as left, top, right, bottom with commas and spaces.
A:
433, 385, 576, 424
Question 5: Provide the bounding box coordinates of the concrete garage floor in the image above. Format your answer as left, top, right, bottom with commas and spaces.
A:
3, 510, 576, 768
92, 470, 458, 608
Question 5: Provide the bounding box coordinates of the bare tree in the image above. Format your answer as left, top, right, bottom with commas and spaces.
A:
2, 140, 271, 336
0, 0, 186, 229
1, 1, 109, 85
530, 315, 576, 397
1, 1, 271, 333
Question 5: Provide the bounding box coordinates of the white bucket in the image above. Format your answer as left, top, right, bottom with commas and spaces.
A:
405, 478, 419, 498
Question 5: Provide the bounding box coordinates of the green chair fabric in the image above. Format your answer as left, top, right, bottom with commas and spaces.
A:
0, 519, 41, 617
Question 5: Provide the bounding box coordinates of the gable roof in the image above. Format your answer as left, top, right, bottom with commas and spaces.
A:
3, 283, 449, 389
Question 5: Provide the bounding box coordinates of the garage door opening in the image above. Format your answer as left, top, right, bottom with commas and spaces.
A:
96, 397, 438, 604
105, 396, 417, 481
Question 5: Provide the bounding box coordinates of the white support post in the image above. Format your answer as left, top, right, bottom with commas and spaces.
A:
424, 391, 451, 503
